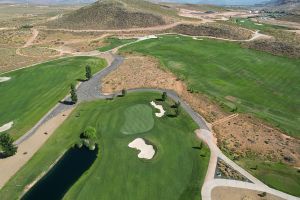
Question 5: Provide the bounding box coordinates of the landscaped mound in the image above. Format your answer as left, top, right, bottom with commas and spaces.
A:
120, 104, 154, 135
45, 0, 168, 30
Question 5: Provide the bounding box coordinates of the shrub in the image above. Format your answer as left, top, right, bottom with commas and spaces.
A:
83, 126, 97, 140
85, 65, 92, 80
70, 84, 78, 104
0, 133, 17, 157
121, 89, 127, 97
162, 92, 167, 101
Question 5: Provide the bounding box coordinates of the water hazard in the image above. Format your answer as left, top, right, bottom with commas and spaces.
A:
21, 146, 98, 200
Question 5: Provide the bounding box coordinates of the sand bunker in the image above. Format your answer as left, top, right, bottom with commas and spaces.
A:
255, 23, 263, 26
150, 101, 165, 117
128, 138, 155, 160
0, 121, 13, 132
138, 35, 158, 41
0, 77, 11, 83
192, 37, 203, 41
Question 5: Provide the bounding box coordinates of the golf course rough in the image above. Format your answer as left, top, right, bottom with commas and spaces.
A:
120, 104, 154, 135
0, 92, 210, 200
0, 56, 107, 139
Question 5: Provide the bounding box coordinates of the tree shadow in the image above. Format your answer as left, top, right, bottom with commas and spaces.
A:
166, 114, 177, 118
77, 78, 88, 82
59, 100, 74, 105
155, 98, 163, 101
0, 152, 8, 159
192, 146, 202, 150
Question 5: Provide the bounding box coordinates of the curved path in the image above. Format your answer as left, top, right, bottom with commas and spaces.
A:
1, 34, 297, 199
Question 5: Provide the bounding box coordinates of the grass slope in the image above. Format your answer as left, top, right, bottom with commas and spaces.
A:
237, 159, 300, 196
121, 35, 300, 138
0, 56, 107, 139
0, 92, 210, 200
98, 37, 136, 52
223, 18, 290, 32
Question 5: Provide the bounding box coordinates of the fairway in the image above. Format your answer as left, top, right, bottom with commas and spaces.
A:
0, 57, 107, 139
0, 92, 210, 200
120, 35, 300, 138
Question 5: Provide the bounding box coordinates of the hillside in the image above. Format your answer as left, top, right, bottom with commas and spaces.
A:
45, 0, 179, 30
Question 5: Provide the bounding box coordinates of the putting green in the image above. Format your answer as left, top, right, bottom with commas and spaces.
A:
120, 104, 154, 135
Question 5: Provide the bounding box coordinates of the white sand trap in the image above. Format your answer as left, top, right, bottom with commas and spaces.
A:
240, 20, 245, 23
192, 37, 203, 41
138, 35, 158, 41
150, 101, 165, 117
128, 138, 155, 160
0, 77, 11, 83
0, 121, 13, 132
255, 23, 263, 26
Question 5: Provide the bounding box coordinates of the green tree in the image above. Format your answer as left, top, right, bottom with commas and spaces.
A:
162, 92, 167, 101
0, 133, 17, 157
83, 126, 97, 140
175, 107, 180, 117
85, 65, 92, 80
121, 89, 127, 97
174, 101, 181, 108
70, 84, 78, 104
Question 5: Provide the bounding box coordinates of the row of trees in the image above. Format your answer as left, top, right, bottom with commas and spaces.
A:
0, 133, 17, 158
69, 65, 92, 104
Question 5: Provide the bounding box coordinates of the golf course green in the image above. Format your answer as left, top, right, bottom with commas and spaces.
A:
0, 56, 107, 139
120, 35, 300, 138
0, 92, 210, 200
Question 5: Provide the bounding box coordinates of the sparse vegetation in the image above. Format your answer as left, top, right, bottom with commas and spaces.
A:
171, 23, 253, 40
46, 0, 170, 30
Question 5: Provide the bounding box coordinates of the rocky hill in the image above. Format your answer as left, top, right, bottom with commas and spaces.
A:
45, 0, 178, 30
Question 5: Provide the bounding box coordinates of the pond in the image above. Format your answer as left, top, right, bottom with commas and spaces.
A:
21, 146, 98, 200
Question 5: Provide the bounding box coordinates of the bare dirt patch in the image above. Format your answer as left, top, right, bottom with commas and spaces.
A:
212, 186, 285, 200
101, 55, 300, 167
214, 114, 300, 166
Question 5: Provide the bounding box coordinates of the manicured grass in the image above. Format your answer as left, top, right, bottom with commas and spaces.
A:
0, 92, 210, 200
120, 35, 300, 138
120, 104, 154, 135
237, 159, 300, 197
0, 56, 107, 139
223, 18, 290, 32
98, 37, 136, 52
